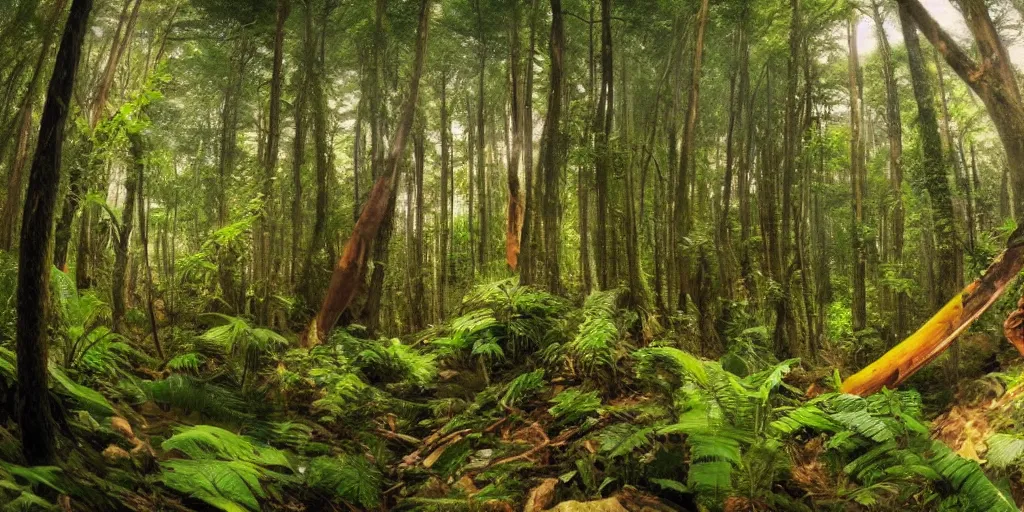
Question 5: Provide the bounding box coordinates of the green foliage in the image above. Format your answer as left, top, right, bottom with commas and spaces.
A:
161, 459, 269, 512
500, 369, 546, 408
549, 389, 602, 424
432, 280, 568, 368
142, 374, 252, 422
0, 462, 65, 511
306, 455, 383, 509
162, 425, 290, 468
199, 313, 287, 388
567, 290, 622, 376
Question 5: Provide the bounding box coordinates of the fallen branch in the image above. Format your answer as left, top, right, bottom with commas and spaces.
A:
841, 232, 1024, 396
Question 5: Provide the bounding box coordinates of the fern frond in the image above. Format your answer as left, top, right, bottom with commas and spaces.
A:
500, 369, 545, 408
307, 455, 383, 509
928, 440, 1016, 512
161, 459, 265, 512
162, 425, 290, 468
986, 433, 1024, 469
549, 389, 602, 424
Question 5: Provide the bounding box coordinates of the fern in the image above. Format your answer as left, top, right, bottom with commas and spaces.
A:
48, 365, 114, 417
307, 455, 383, 509
986, 433, 1024, 469
549, 389, 602, 424
161, 459, 266, 512
142, 375, 251, 422
167, 352, 203, 373
597, 424, 655, 459
928, 441, 1016, 511
567, 290, 621, 375
162, 425, 290, 468
500, 369, 546, 408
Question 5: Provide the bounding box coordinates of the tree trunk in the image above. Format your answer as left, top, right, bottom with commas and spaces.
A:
306, 0, 432, 344
594, 0, 613, 290
257, 0, 290, 321
897, 0, 1024, 227
519, 0, 539, 284
541, 0, 565, 293
411, 119, 426, 331
506, 0, 524, 270
136, 141, 163, 358
872, 0, 907, 342
114, 135, 142, 335
848, 15, 868, 334
438, 71, 450, 317
896, 2, 960, 311
674, 0, 709, 311
17, 0, 92, 465
475, 0, 487, 273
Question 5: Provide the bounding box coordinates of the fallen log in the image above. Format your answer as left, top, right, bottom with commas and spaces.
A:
841, 230, 1024, 396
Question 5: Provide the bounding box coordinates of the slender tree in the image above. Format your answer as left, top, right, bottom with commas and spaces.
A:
17, 0, 93, 465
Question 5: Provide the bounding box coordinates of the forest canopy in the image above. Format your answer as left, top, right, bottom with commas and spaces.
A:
6, 0, 1024, 510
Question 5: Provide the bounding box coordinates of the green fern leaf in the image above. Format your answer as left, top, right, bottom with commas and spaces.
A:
162, 425, 290, 468
985, 433, 1024, 469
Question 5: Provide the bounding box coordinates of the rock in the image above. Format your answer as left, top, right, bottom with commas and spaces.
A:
523, 478, 558, 512
543, 497, 628, 512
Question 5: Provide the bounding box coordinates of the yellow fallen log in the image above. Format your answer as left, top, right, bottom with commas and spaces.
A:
841, 241, 1024, 396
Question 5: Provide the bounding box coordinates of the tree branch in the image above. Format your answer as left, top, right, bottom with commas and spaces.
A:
895, 0, 983, 92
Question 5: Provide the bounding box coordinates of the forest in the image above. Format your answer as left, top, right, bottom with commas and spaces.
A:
8, 0, 1024, 510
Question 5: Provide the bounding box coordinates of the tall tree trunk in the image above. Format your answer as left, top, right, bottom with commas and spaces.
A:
438, 71, 450, 317
136, 141, 162, 358
896, 2, 960, 311
114, 135, 142, 335
541, 0, 565, 293
519, 0, 539, 284
872, 0, 907, 342
506, 0, 524, 270
594, 0, 613, 290
306, 0, 432, 344
848, 14, 868, 333
291, 66, 307, 287
475, 0, 487, 273
411, 119, 425, 330
674, 0, 709, 311
17, 0, 92, 465
299, 3, 331, 307
257, 0, 290, 321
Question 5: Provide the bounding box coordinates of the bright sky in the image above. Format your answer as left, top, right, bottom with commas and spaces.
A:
856, 0, 1024, 66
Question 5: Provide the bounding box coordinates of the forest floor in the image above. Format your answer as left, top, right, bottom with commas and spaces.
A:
3, 278, 1024, 511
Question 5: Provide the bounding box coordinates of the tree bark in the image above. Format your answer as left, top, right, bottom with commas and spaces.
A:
17, 0, 92, 465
